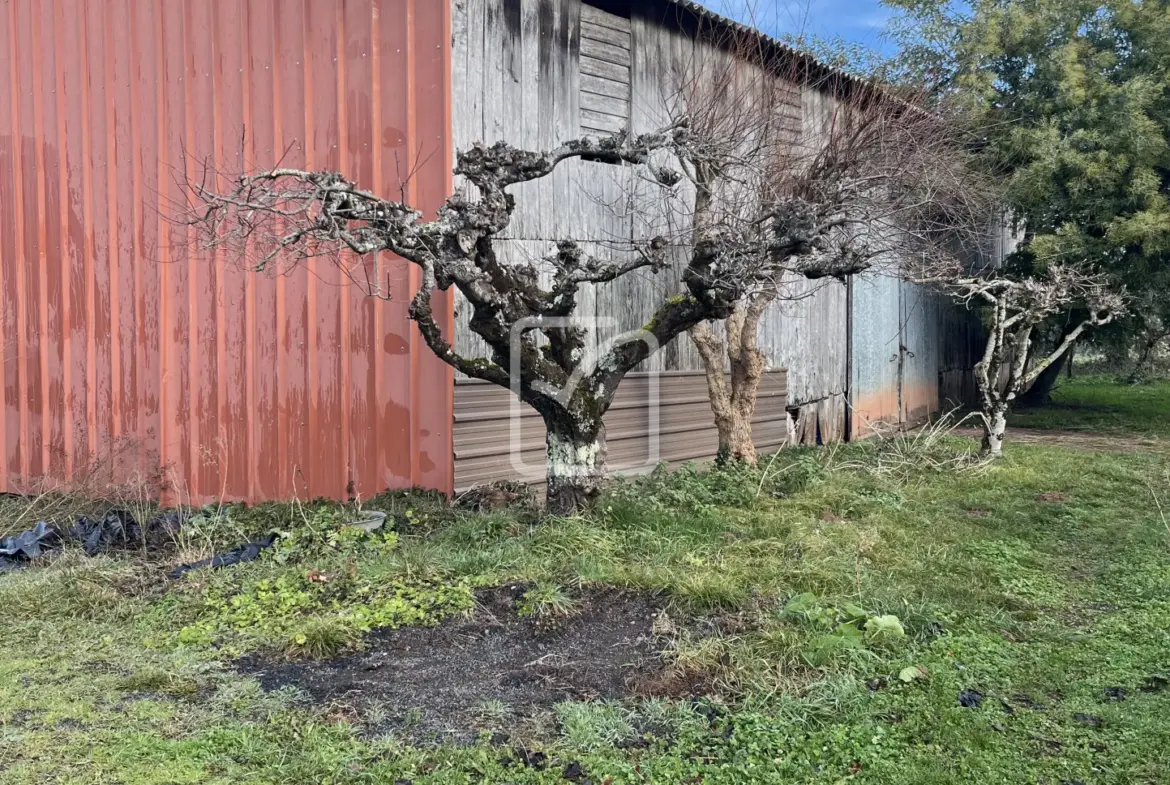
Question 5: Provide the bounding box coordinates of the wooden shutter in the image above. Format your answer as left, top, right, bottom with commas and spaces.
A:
580, 4, 631, 135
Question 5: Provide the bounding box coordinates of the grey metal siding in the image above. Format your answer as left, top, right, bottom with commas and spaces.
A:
849, 273, 903, 436
454, 370, 788, 489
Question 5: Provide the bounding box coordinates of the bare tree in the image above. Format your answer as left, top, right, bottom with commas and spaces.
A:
188, 86, 907, 513
181, 15, 991, 510
184, 126, 717, 514
923, 265, 1125, 457
668, 28, 994, 463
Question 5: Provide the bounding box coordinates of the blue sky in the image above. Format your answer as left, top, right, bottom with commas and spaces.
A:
710, 0, 898, 56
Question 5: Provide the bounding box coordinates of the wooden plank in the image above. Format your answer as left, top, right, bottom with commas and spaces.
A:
581, 72, 628, 101
521, 0, 542, 238
800, 402, 820, 445
818, 397, 835, 444
580, 21, 630, 50
581, 36, 632, 67
581, 56, 630, 84
581, 3, 631, 34
581, 91, 628, 119
581, 108, 626, 134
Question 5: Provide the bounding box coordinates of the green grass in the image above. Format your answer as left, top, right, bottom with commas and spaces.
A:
2, 382, 1169, 783
1011, 373, 1170, 436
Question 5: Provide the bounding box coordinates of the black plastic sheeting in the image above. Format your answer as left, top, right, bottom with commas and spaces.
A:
70, 509, 184, 557
0, 521, 60, 573
0, 508, 186, 574
168, 534, 279, 579
2, 509, 377, 578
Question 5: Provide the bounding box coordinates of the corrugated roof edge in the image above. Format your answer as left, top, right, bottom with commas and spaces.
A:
662, 0, 879, 96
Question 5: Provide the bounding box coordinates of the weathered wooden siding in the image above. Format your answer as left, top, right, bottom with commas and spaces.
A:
579, 4, 632, 134
451, 0, 846, 408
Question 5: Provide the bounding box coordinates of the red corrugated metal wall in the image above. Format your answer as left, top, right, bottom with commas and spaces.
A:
0, 0, 454, 504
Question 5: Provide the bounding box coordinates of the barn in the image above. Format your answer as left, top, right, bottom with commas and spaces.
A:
0, 0, 1009, 504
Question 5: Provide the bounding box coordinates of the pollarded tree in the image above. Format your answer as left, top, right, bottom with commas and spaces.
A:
924, 265, 1125, 457
186, 97, 876, 514
671, 31, 996, 463
185, 126, 701, 514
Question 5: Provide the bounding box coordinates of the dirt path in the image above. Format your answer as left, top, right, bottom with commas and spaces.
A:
954, 427, 1165, 453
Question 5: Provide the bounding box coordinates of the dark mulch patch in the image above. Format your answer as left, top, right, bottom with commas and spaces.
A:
239, 585, 664, 744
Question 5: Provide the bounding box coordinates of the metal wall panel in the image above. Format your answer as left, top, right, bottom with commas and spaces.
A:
849, 272, 902, 436
850, 272, 984, 435
899, 281, 942, 424
453, 370, 789, 490
0, 0, 454, 503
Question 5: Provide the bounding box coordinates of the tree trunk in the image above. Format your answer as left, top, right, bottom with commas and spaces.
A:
981, 407, 1007, 459
1018, 351, 1068, 405
1127, 333, 1166, 384
1019, 325, 1076, 406
725, 345, 765, 463
690, 296, 772, 466
543, 421, 606, 516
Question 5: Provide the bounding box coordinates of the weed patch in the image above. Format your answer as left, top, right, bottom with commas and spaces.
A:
2, 381, 1170, 783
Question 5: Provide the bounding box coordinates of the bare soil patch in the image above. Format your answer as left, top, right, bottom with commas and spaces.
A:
240, 585, 665, 744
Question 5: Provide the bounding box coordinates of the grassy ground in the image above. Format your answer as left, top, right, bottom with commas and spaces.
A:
1011, 374, 1170, 437
1, 379, 1168, 784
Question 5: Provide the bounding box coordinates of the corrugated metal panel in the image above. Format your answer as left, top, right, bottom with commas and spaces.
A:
454, 370, 789, 490
850, 271, 984, 435
849, 272, 902, 436
899, 281, 942, 424
0, 0, 453, 503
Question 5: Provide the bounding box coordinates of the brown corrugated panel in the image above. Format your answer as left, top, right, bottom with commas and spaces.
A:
454, 370, 789, 490
0, 0, 453, 504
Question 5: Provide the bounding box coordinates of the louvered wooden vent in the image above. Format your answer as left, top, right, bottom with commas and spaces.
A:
579, 4, 631, 136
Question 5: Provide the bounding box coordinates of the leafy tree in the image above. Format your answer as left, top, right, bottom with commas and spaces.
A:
887, 0, 1170, 390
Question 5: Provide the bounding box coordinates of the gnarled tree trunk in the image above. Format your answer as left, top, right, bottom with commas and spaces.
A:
690, 295, 771, 464
1018, 323, 1076, 406
543, 417, 606, 516
1128, 329, 1168, 384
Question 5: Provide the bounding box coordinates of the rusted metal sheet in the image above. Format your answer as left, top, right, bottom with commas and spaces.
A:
0, 0, 453, 503
849, 272, 902, 436
453, 370, 789, 490
850, 271, 985, 436
899, 281, 942, 424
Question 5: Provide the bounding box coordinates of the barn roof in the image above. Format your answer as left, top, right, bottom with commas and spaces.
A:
660, 0, 876, 95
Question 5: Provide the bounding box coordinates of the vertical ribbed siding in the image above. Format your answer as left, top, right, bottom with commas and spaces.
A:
0, 0, 453, 503
453, 370, 790, 491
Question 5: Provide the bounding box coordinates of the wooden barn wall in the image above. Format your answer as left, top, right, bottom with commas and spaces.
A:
451, 0, 847, 416
0, 0, 454, 503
